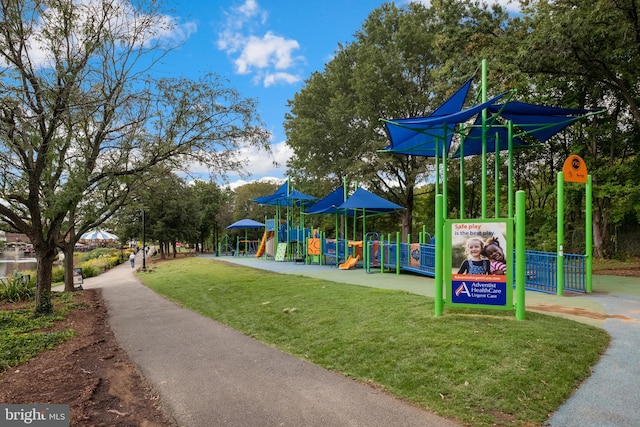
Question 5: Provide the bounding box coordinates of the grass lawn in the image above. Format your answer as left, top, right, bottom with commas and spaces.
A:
140, 258, 609, 427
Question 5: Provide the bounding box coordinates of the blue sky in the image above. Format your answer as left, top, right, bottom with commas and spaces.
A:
160, 0, 516, 189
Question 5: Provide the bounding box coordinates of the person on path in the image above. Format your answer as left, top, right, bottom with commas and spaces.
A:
129, 252, 135, 268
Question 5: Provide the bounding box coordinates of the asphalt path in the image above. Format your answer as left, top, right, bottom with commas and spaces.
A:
79, 253, 460, 427
69, 252, 640, 426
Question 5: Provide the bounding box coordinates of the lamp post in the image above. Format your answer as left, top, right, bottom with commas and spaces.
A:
142, 210, 146, 271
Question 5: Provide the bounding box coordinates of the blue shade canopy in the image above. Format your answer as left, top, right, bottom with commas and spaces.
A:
253, 182, 316, 206
381, 92, 508, 157
226, 219, 265, 229
288, 190, 317, 205
452, 114, 528, 158
455, 102, 593, 157
430, 78, 473, 117
305, 186, 345, 215
253, 181, 289, 205
337, 187, 404, 215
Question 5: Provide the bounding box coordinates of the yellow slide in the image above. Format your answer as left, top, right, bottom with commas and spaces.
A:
339, 255, 361, 270
256, 230, 267, 257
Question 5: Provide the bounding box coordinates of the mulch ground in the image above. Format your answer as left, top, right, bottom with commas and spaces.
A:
0, 288, 176, 426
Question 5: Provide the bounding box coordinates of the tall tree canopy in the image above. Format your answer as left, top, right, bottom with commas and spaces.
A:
285, 0, 640, 257
509, 0, 640, 256
0, 0, 269, 311
285, 1, 512, 240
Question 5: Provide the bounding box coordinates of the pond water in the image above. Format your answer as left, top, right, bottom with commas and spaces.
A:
0, 251, 38, 279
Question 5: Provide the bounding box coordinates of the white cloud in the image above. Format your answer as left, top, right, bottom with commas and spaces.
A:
264, 71, 301, 87
270, 140, 294, 169
0, 0, 196, 69
237, 139, 292, 176
217, 1, 303, 86
224, 176, 284, 191
234, 32, 299, 74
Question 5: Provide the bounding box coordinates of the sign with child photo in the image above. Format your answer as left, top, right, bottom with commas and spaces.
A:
444, 219, 513, 310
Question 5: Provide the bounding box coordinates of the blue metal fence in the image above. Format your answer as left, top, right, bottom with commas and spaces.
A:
364, 240, 586, 294
521, 250, 586, 293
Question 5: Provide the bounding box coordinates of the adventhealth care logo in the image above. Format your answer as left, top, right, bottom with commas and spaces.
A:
1, 405, 69, 426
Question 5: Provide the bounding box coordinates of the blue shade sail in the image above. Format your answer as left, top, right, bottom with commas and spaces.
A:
455, 102, 593, 157
226, 219, 265, 229
253, 181, 289, 205
337, 187, 404, 215
305, 186, 345, 215
381, 93, 508, 157
452, 114, 528, 158
430, 78, 473, 117
253, 182, 316, 207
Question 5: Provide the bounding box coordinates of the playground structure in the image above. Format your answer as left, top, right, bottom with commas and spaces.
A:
250, 181, 317, 262
222, 218, 265, 257
223, 60, 601, 319
381, 59, 601, 318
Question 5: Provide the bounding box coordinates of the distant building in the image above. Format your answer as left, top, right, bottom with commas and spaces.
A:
5, 232, 31, 244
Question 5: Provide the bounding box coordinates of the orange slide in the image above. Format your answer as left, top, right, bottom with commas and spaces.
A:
339, 255, 361, 270
256, 230, 267, 257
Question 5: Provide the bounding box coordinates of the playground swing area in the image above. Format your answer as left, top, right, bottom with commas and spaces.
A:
220, 60, 602, 319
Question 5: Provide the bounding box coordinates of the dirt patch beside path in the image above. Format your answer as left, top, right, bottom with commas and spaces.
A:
0, 288, 175, 427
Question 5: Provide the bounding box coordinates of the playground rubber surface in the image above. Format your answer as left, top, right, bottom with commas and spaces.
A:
85, 253, 640, 426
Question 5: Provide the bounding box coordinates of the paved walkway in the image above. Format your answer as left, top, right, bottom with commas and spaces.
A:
73, 253, 460, 427
71, 253, 640, 426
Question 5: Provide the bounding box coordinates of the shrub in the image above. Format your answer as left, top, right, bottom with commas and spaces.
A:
78, 247, 120, 262
73, 248, 124, 278
80, 264, 98, 278
52, 266, 65, 283
0, 274, 35, 302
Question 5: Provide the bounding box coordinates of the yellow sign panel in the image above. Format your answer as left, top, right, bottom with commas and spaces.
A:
563, 154, 588, 184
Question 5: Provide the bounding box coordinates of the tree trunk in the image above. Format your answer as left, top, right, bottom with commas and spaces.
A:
401, 210, 412, 243
401, 185, 415, 242
34, 247, 58, 314
158, 241, 166, 259
63, 245, 76, 292
592, 205, 608, 258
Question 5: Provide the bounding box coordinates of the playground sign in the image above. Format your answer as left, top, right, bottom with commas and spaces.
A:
562, 154, 588, 184
444, 219, 513, 311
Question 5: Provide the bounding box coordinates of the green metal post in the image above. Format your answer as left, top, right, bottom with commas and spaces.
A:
380, 238, 385, 274
495, 132, 500, 218
586, 175, 593, 293
481, 58, 488, 219
363, 213, 367, 267
396, 231, 401, 275
460, 139, 465, 219
435, 135, 440, 196
434, 194, 444, 317
385, 233, 391, 274
442, 132, 448, 219
508, 121, 514, 218
557, 172, 564, 296
515, 190, 526, 320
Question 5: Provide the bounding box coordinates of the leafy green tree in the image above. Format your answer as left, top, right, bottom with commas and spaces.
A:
0, 0, 269, 311
146, 175, 198, 258
191, 180, 227, 253
508, 0, 640, 257
285, 2, 514, 240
